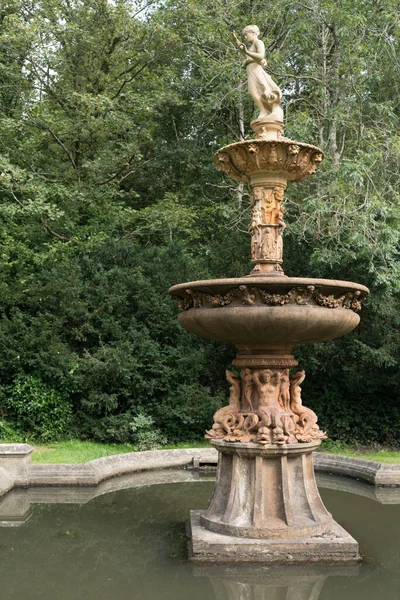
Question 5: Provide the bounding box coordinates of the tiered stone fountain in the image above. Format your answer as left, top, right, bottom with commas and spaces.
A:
169, 25, 369, 564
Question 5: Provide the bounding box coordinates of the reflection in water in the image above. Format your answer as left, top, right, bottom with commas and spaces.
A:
2, 468, 400, 528
194, 565, 358, 600
316, 473, 400, 505
208, 573, 326, 600
0, 488, 31, 526
0, 468, 215, 526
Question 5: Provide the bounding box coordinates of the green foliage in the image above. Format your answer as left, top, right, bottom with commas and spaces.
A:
5, 376, 73, 441
78, 411, 167, 450
0, 0, 398, 445
130, 413, 167, 451
0, 419, 23, 443
154, 383, 225, 443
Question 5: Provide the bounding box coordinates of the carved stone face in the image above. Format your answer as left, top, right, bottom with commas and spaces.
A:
313, 152, 323, 163
261, 370, 272, 383
288, 144, 300, 156
243, 30, 257, 43
253, 187, 263, 202
274, 188, 284, 203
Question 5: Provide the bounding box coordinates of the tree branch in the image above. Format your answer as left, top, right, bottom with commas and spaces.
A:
29, 119, 79, 177
111, 63, 149, 100
40, 216, 71, 241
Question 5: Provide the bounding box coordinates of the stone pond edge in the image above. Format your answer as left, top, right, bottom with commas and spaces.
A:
0, 444, 399, 499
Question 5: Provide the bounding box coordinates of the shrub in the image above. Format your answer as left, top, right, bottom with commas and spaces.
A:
82, 412, 134, 444
130, 413, 167, 450
0, 420, 24, 442
6, 376, 73, 441
154, 383, 225, 442
80, 411, 167, 450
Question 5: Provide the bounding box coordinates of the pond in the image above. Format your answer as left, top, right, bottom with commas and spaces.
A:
0, 470, 399, 599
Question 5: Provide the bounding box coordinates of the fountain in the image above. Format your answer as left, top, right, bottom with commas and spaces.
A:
169, 25, 369, 564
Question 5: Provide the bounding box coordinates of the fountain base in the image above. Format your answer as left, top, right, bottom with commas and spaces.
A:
189, 511, 360, 564
188, 440, 360, 564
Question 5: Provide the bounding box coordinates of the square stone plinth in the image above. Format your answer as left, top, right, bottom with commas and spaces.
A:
188, 511, 360, 565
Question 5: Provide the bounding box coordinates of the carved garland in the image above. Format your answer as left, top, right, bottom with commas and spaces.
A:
172, 285, 365, 313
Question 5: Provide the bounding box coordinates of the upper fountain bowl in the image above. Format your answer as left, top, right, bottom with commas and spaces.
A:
169, 277, 369, 349
215, 138, 323, 185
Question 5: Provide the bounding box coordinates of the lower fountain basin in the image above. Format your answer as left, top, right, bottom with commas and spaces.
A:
1, 469, 400, 597
169, 277, 369, 347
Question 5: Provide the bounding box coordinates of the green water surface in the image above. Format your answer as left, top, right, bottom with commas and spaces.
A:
0, 476, 398, 599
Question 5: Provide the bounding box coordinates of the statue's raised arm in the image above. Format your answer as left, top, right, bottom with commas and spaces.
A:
233, 25, 283, 139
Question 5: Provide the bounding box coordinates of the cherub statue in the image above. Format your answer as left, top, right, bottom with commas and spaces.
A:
232, 25, 283, 123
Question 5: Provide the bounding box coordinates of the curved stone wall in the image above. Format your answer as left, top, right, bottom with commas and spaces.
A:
0, 445, 399, 502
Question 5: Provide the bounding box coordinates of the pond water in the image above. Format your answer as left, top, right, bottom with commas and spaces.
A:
0, 470, 399, 599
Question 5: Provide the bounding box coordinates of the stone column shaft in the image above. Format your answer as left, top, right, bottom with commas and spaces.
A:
202, 441, 332, 540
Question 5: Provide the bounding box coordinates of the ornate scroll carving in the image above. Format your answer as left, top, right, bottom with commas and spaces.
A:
205, 367, 326, 446
172, 286, 366, 313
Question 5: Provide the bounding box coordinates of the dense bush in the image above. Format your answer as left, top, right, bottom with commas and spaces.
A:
4, 376, 73, 441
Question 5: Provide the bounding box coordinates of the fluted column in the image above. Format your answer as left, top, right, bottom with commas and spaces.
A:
201, 440, 332, 540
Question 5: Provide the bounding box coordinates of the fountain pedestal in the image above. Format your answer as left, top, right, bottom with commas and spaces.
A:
202, 441, 331, 540
189, 439, 359, 563
171, 262, 367, 564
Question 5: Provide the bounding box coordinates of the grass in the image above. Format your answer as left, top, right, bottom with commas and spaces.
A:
31, 440, 137, 464
2, 437, 400, 465
318, 440, 400, 464
30, 438, 211, 464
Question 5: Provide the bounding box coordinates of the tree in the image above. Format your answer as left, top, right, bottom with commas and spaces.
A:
0, 0, 399, 445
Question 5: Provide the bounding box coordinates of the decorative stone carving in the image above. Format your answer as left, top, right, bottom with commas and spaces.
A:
251, 186, 284, 225
290, 370, 326, 443
172, 285, 366, 313
233, 356, 298, 368
206, 371, 241, 440
293, 285, 315, 305
231, 26, 283, 140
279, 370, 291, 411
258, 288, 292, 305
169, 18, 369, 562
215, 138, 323, 275
206, 367, 326, 446
215, 139, 324, 184
216, 152, 244, 182
250, 224, 283, 264
242, 368, 254, 412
